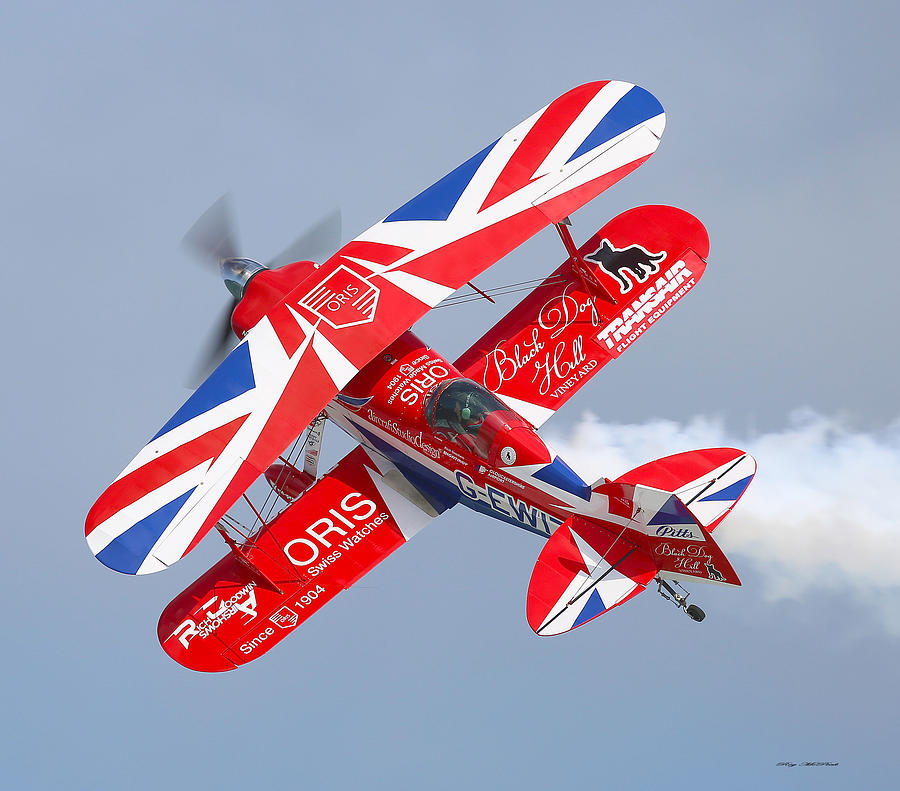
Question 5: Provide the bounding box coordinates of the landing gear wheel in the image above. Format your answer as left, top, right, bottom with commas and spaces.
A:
686, 604, 706, 622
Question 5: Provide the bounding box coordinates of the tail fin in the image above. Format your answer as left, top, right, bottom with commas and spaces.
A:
525, 489, 737, 638
580, 447, 757, 586
578, 447, 757, 586
526, 448, 755, 635
590, 481, 741, 587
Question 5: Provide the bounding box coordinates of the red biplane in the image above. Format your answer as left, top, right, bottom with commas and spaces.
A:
85, 81, 755, 671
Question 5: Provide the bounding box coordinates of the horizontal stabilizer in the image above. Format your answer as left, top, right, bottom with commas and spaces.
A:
526, 516, 657, 635
610, 448, 756, 531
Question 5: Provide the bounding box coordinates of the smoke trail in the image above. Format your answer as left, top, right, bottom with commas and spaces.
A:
546, 409, 900, 633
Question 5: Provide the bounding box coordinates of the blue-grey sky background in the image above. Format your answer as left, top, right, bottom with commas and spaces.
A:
2, 1, 898, 789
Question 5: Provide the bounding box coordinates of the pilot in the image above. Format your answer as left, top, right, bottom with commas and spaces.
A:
451, 396, 484, 435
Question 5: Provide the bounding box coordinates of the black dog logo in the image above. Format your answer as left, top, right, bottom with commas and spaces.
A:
585, 239, 666, 294
705, 562, 725, 582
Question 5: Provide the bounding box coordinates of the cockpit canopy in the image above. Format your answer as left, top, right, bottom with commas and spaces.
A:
424, 378, 517, 459
423, 377, 553, 468
425, 378, 505, 432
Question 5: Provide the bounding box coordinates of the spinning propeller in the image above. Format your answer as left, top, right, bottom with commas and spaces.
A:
182, 195, 341, 386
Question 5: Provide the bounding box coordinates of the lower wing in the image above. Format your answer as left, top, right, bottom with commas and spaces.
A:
157, 446, 440, 671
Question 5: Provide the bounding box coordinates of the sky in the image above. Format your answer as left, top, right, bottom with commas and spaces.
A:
2, 1, 898, 789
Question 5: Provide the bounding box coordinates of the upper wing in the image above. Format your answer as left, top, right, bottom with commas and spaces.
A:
157, 446, 441, 672
455, 205, 708, 427
86, 80, 666, 574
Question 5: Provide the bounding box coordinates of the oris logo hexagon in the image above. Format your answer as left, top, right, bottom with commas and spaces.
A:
300, 265, 379, 329
269, 606, 299, 629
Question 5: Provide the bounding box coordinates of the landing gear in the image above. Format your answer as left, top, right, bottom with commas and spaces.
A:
656, 577, 706, 623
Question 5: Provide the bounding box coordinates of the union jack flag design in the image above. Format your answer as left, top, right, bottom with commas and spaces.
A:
86, 80, 667, 575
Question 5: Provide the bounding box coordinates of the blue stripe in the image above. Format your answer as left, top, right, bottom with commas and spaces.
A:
648, 494, 697, 526
353, 424, 459, 513
572, 588, 606, 628
532, 457, 591, 500
566, 86, 663, 164
152, 342, 255, 441
335, 394, 373, 409
384, 140, 498, 223
96, 488, 197, 574
699, 474, 754, 503
456, 492, 552, 538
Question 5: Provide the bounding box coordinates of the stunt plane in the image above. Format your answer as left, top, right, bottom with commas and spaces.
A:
85, 81, 755, 671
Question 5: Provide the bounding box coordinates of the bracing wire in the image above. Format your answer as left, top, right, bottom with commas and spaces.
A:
236, 429, 308, 537
257, 430, 310, 526
433, 276, 568, 308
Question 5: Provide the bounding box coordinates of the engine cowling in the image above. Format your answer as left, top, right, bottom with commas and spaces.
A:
231, 260, 321, 337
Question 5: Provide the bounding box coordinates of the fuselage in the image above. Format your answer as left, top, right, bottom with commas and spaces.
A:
326, 330, 593, 537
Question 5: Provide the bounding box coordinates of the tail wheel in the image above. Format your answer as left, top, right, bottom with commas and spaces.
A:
686, 604, 706, 622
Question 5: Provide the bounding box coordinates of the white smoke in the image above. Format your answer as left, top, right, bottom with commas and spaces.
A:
546, 409, 900, 634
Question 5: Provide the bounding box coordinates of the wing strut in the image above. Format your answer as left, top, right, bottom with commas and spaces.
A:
264, 412, 327, 502
214, 523, 285, 594
465, 280, 496, 304
554, 219, 618, 305
302, 412, 327, 481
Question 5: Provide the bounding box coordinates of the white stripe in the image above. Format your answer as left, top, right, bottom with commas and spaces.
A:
141, 316, 318, 568
534, 123, 662, 207
599, 575, 639, 607
492, 393, 556, 428
341, 255, 388, 277
533, 80, 633, 178
88, 460, 214, 554
678, 454, 755, 527
571, 528, 605, 570
285, 305, 359, 389
116, 388, 258, 481
538, 531, 638, 634
144, 455, 245, 571
446, 106, 544, 220
367, 468, 433, 540
310, 327, 358, 388
538, 570, 590, 635
353, 85, 663, 280
117, 319, 302, 479
308, 289, 333, 309
379, 270, 454, 307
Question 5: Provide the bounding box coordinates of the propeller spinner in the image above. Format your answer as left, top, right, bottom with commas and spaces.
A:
181, 195, 341, 386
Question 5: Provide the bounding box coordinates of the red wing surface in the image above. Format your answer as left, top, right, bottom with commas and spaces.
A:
527, 516, 657, 635
158, 447, 437, 671
456, 205, 708, 427
612, 448, 756, 531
